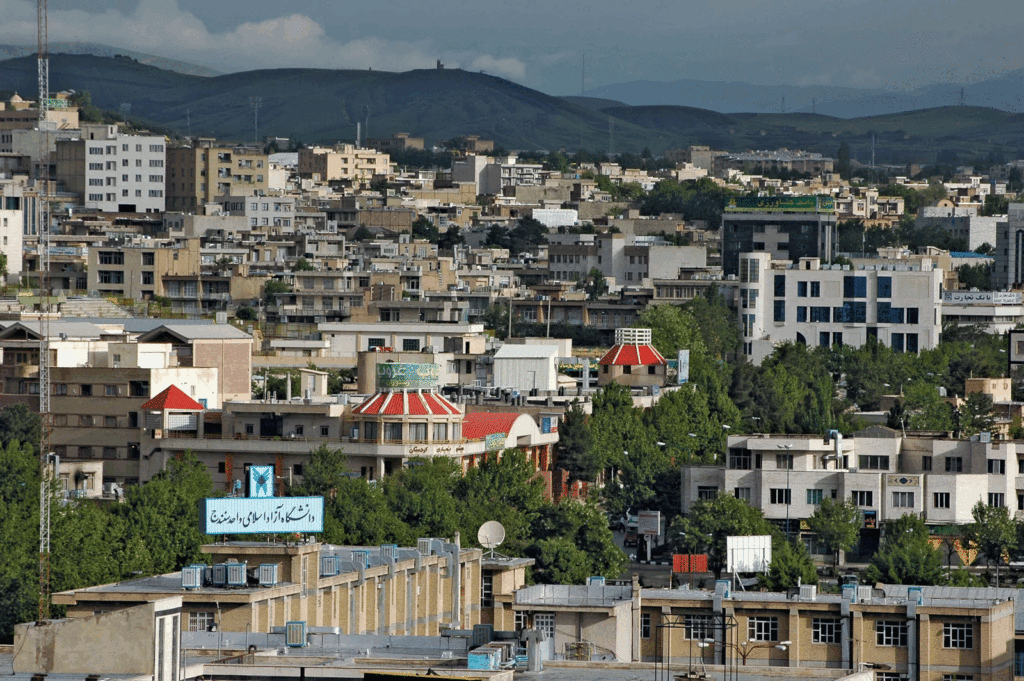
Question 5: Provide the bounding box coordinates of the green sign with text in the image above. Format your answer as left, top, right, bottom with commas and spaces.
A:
725, 196, 834, 213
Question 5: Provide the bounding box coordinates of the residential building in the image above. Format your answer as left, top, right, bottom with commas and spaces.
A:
547, 232, 706, 286
993, 203, 1024, 289
165, 140, 269, 212
734, 253, 942, 363
297, 144, 391, 182
54, 123, 167, 212
713, 149, 834, 176
316, 322, 486, 364
364, 132, 424, 152
720, 195, 837, 277
918, 207, 1002, 251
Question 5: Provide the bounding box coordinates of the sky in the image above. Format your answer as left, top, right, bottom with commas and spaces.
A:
1, 0, 1022, 94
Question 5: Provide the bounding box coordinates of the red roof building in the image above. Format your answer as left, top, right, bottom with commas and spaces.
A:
597, 327, 670, 389
140, 385, 206, 411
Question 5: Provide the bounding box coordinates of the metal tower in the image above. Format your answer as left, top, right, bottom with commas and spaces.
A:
249, 96, 261, 146
36, 0, 53, 622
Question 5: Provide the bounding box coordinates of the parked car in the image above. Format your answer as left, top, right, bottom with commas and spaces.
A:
624, 528, 639, 547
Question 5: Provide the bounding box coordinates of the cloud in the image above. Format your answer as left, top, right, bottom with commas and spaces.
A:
0, 0, 527, 81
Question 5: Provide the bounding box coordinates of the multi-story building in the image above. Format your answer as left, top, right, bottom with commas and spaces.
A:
54, 123, 167, 213
547, 232, 706, 286
215, 193, 297, 230
165, 140, 269, 213
451, 154, 542, 196
720, 195, 837, 277
993, 203, 1024, 289
734, 253, 942, 363
87, 237, 200, 300
364, 132, 424, 152
297, 144, 391, 182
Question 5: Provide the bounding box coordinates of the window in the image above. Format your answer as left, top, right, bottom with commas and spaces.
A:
79, 446, 93, 458
99, 251, 124, 265
812, 618, 840, 644
922, 456, 932, 471
891, 332, 904, 352
104, 416, 117, 428
989, 493, 1005, 508
877, 276, 892, 298
245, 423, 255, 435
481, 573, 494, 608
684, 615, 713, 640
852, 490, 873, 507
149, 159, 164, 167
729, 449, 752, 470
934, 492, 950, 508
402, 338, 420, 352
988, 459, 1006, 474
770, 488, 791, 504
320, 425, 329, 437
797, 281, 807, 297
943, 622, 973, 649
859, 455, 890, 470
409, 423, 427, 441
772, 300, 786, 322
807, 489, 823, 505
946, 457, 963, 472
796, 306, 807, 322
774, 274, 786, 297
734, 487, 751, 502
697, 486, 718, 501
105, 385, 118, 397
843, 275, 867, 298
367, 338, 386, 350
876, 620, 907, 647
293, 464, 303, 476
810, 281, 820, 297
433, 422, 448, 441
892, 491, 914, 508
941, 676, 973, 681
188, 611, 215, 632
776, 453, 793, 469
81, 384, 92, 396
384, 422, 403, 442
747, 616, 778, 642
640, 613, 652, 639
810, 306, 830, 322
80, 415, 93, 427
143, 252, 155, 266
363, 421, 378, 441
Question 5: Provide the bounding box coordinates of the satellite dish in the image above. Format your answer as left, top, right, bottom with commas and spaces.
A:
477, 520, 506, 550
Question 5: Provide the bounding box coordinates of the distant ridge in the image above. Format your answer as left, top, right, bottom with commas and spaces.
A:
0, 42, 221, 78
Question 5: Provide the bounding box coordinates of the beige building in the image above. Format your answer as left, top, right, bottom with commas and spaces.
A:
166, 140, 269, 212
87, 237, 200, 299
365, 132, 424, 152
298, 144, 391, 182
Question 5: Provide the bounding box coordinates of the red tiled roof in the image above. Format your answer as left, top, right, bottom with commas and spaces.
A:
140, 385, 206, 411
597, 343, 667, 366
463, 412, 520, 440
353, 390, 459, 416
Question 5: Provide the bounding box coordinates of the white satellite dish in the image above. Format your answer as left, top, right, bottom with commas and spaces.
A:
477, 520, 506, 552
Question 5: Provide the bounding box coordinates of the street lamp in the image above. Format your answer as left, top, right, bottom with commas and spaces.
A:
777, 444, 793, 539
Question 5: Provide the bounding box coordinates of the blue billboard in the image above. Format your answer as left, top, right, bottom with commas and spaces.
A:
200, 497, 324, 534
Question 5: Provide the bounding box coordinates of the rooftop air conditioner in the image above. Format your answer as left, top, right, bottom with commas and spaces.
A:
258, 563, 279, 587
320, 554, 339, 577
181, 565, 203, 590
211, 564, 228, 586
285, 621, 306, 648
226, 562, 247, 587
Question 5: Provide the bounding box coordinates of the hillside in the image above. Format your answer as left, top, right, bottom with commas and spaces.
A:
0, 55, 1020, 161
0, 43, 221, 77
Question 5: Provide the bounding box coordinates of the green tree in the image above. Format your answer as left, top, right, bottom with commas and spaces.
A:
294, 444, 350, 496
235, 306, 258, 321
294, 258, 315, 271
412, 215, 440, 241
759, 538, 817, 590
580, 267, 608, 300
957, 392, 995, 438
806, 498, 861, 566
836, 142, 852, 179
263, 280, 291, 304
352, 226, 374, 241
0, 440, 41, 641
955, 263, 993, 290
864, 514, 944, 585
382, 458, 462, 540
672, 494, 773, 578
555, 400, 599, 483
963, 502, 1017, 587
457, 450, 545, 558
529, 499, 626, 584
902, 381, 953, 432
437, 226, 464, 251
0, 403, 40, 452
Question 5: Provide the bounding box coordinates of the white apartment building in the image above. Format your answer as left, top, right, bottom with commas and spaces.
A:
55, 123, 166, 213
451, 154, 542, 196
215, 194, 298, 231
547, 232, 706, 286
735, 253, 942, 364
683, 432, 1023, 540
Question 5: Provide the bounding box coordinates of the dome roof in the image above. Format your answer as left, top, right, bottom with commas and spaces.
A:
353, 390, 460, 416
598, 343, 667, 366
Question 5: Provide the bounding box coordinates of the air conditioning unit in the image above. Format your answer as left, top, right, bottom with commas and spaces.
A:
227, 562, 247, 587
181, 565, 203, 590
417, 538, 443, 556
351, 550, 370, 568
380, 544, 398, 561
285, 621, 306, 648
258, 563, 279, 587
842, 584, 857, 602
799, 584, 817, 601
857, 585, 873, 604
587, 576, 606, 586
211, 563, 228, 586
320, 554, 338, 577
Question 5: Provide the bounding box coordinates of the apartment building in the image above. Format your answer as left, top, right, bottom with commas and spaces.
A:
734, 253, 942, 363
54, 123, 167, 212
720, 195, 837, 277
216, 193, 298, 230
364, 132, 424, 152
297, 144, 391, 182
87, 237, 200, 299
547, 232, 706, 286
993, 203, 1024, 289
165, 140, 269, 212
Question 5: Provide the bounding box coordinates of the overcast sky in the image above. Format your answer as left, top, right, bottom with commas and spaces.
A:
2, 0, 1022, 94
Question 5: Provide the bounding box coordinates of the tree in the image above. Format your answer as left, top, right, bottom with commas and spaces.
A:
352, 226, 374, 241
836, 142, 852, 179
864, 514, 944, 585
263, 280, 291, 304
235, 306, 257, 321
806, 498, 861, 566
672, 494, 773, 578
955, 263, 993, 290
0, 440, 41, 641
0, 404, 40, 452
458, 451, 546, 559
382, 458, 462, 540
437, 226, 464, 251
294, 258, 315, 271
759, 538, 817, 591
529, 499, 626, 584
957, 392, 995, 438
580, 267, 608, 300
555, 400, 599, 483
294, 445, 350, 496
902, 381, 953, 432
411, 216, 440, 241
963, 502, 1017, 587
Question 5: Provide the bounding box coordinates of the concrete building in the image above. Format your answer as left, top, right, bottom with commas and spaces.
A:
918, 208, 1002, 251
297, 144, 391, 182
714, 149, 834, 176
54, 123, 167, 212
993, 203, 1024, 289
596, 327, 668, 389
941, 290, 1024, 334
720, 195, 837, 277
165, 140, 269, 213
547, 232, 706, 286
492, 344, 559, 393
734, 253, 942, 363
317, 322, 486, 364
364, 132, 424, 152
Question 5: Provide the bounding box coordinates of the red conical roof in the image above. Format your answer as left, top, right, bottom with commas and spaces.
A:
140, 385, 206, 411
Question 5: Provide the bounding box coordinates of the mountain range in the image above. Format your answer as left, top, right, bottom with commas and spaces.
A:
1, 54, 1023, 163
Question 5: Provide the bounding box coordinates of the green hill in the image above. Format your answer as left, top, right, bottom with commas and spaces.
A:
0, 55, 1021, 161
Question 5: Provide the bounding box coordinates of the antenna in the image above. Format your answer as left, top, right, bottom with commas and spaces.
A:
356, 121, 361, 148
477, 520, 506, 558
581, 53, 585, 96
36, 0, 53, 622
781, 94, 785, 114
250, 96, 261, 146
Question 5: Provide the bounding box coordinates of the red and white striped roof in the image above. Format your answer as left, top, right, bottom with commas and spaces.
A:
352, 390, 460, 416
598, 344, 667, 366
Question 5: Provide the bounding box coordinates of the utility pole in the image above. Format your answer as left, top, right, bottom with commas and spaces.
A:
36, 0, 53, 622
581, 53, 585, 96
250, 96, 261, 147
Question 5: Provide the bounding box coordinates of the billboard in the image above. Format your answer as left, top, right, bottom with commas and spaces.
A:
677, 350, 690, 384
200, 496, 324, 534
724, 195, 834, 213
484, 432, 505, 452
726, 535, 772, 573
376, 363, 440, 389
638, 510, 661, 536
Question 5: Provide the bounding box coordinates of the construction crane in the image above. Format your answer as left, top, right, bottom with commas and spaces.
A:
37, 0, 52, 622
